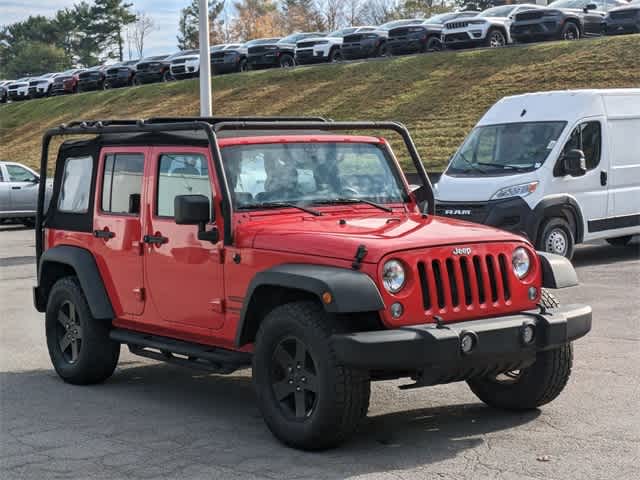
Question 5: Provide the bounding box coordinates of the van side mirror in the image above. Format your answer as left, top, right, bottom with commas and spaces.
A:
174, 194, 219, 243
562, 149, 587, 177
584, 3, 597, 11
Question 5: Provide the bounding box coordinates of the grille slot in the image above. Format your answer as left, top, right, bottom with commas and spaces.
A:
418, 252, 513, 313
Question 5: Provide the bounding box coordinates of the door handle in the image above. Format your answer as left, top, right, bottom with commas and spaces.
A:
94, 229, 115, 239
11, 186, 21, 190
600, 170, 607, 187
143, 234, 168, 245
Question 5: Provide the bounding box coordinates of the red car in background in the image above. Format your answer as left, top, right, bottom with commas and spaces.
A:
50, 69, 84, 96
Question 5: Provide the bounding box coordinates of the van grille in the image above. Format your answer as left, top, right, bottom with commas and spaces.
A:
418, 253, 511, 313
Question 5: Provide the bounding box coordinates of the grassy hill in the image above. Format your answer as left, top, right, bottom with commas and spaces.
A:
1, 35, 639, 172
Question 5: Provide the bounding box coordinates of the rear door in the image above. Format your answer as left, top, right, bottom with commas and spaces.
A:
0, 165, 10, 214
92, 147, 147, 316
4, 163, 39, 213
143, 147, 225, 331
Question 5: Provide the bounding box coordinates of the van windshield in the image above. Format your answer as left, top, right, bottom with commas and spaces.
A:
447, 121, 566, 176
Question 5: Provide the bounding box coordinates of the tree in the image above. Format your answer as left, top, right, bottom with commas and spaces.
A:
358, 0, 400, 25
320, 0, 344, 31
127, 11, 155, 59
280, 1, 326, 33
177, 0, 226, 50
232, 0, 282, 40
1, 41, 71, 78
92, 0, 137, 61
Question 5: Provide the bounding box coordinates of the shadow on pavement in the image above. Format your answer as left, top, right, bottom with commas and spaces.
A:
573, 239, 639, 268
1, 361, 541, 478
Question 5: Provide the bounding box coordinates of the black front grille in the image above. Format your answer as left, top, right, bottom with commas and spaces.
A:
343, 34, 364, 43
610, 10, 636, 19
436, 203, 487, 223
248, 46, 269, 54
516, 11, 544, 21
211, 51, 226, 59
444, 33, 470, 42
446, 21, 469, 30
172, 66, 186, 74
297, 41, 318, 49
418, 254, 511, 312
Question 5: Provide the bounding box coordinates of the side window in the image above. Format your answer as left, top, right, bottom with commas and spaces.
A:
58, 156, 93, 213
6, 164, 37, 182
157, 153, 212, 217
562, 121, 602, 170
101, 153, 144, 215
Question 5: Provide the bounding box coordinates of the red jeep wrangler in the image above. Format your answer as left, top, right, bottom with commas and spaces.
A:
33, 117, 592, 450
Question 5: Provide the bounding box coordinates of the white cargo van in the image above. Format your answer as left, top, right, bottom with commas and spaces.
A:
435, 89, 640, 259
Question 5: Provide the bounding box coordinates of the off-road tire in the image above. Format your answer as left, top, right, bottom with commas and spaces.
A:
253, 301, 370, 450
560, 21, 580, 41
467, 289, 572, 410
606, 235, 633, 247
46, 277, 120, 385
537, 217, 575, 259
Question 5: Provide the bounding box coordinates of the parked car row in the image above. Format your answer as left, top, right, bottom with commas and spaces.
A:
1, 0, 637, 104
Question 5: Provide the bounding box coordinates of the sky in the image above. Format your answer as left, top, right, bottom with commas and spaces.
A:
0, 0, 226, 58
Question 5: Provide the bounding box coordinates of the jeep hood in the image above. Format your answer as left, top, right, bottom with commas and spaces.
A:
241, 212, 525, 263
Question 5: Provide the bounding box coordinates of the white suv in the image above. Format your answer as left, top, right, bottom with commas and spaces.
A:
443, 4, 543, 49
295, 27, 377, 64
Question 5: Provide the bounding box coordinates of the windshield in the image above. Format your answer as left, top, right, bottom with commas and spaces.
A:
221, 142, 407, 209
380, 19, 422, 30
479, 5, 517, 17
447, 122, 566, 176
549, 0, 591, 8
245, 38, 280, 46
330, 28, 356, 37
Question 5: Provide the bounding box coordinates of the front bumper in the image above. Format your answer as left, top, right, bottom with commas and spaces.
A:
106, 74, 131, 87
28, 86, 49, 97
388, 37, 426, 54
333, 304, 591, 377
510, 20, 562, 41
247, 53, 280, 68
341, 41, 379, 59
443, 31, 485, 49
8, 90, 29, 100
296, 49, 327, 64
78, 80, 103, 91
604, 19, 640, 35
136, 71, 164, 83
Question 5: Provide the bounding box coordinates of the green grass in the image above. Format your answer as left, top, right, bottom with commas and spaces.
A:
1, 35, 639, 171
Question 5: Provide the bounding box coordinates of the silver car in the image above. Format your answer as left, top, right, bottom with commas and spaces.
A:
0, 161, 52, 227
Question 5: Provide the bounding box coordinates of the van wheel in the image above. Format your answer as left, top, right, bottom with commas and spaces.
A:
560, 22, 580, 41
606, 235, 633, 247
537, 217, 575, 259
486, 29, 507, 48
253, 301, 370, 450
45, 277, 120, 385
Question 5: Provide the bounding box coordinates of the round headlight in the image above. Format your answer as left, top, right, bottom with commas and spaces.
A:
512, 247, 531, 279
382, 260, 406, 293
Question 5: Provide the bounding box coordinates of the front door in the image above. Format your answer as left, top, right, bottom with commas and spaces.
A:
143, 147, 225, 331
583, 3, 607, 36
92, 147, 147, 316
4, 163, 39, 213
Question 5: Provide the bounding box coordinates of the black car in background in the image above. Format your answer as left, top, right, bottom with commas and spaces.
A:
387, 12, 479, 54
0, 80, 11, 103
247, 33, 323, 69
211, 43, 249, 74
341, 19, 421, 60
510, 0, 627, 42
604, 0, 640, 34
77, 66, 107, 92
136, 52, 189, 84
105, 60, 139, 88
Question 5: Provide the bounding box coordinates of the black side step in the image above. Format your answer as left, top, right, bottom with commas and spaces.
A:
110, 329, 252, 374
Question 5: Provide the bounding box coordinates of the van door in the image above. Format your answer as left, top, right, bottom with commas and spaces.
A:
551, 119, 608, 240
143, 147, 225, 331
603, 115, 640, 234
92, 147, 146, 316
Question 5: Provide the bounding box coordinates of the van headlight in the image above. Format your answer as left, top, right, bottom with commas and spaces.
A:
382, 260, 406, 293
491, 182, 539, 200
512, 247, 531, 279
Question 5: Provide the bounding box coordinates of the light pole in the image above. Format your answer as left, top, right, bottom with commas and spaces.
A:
198, 0, 212, 116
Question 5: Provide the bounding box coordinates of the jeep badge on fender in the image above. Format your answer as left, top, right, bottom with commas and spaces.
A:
32, 116, 592, 451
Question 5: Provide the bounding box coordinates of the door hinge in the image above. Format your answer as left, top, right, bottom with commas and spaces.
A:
209, 298, 225, 313
133, 288, 145, 301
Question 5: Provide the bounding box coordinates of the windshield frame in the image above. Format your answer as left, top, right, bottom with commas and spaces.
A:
220, 140, 411, 212
479, 5, 518, 17
446, 120, 568, 177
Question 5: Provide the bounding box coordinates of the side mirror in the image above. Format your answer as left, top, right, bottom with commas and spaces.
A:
31, 176, 40, 184
174, 194, 219, 243
411, 184, 431, 214
562, 149, 587, 177
584, 3, 597, 11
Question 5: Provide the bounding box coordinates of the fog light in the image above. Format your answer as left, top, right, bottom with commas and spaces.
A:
528, 287, 538, 300
460, 331, 477, 355
522, 324, 536, 345
390, 302, 404, 318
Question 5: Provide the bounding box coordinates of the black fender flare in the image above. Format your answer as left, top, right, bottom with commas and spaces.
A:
235, 264, 384, 347
537, 251, 579, 288
529, 195, 585, 245
35, 245, 114, 320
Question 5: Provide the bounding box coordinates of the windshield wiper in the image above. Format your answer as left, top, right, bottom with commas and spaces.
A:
312, 198, 393, 213
237, 201, 322, 216
456, 152, 487, 174
476, 162, 531, 172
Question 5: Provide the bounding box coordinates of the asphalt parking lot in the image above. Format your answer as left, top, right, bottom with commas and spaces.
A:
1, 225, 638, 480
